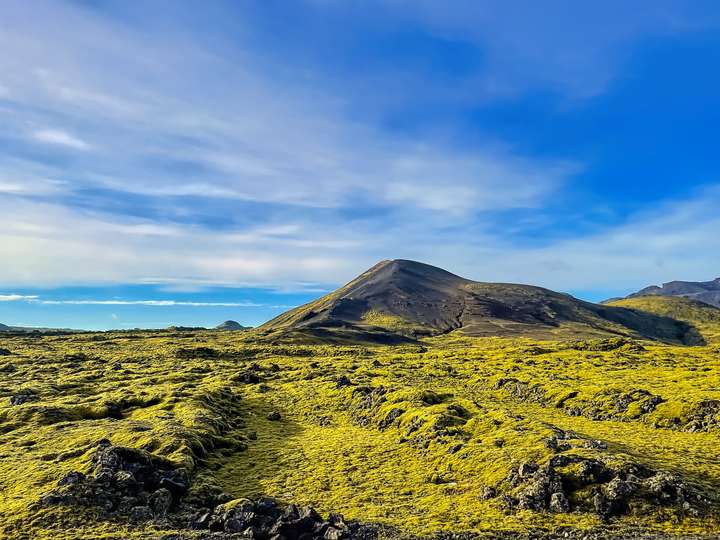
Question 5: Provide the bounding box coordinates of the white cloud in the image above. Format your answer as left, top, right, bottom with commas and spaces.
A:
31, 129, 91, 150
38, 299, 265, 307
0, 294, 38, 302
0, 186, 718, 297
0, 0, 573, 214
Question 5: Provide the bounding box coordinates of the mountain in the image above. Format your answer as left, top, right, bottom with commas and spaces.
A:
259, 259, 702, 344
0, 323, 10, 331
215, 320, 247, 331
606, 295, 720, 343
627, 278, 720, 308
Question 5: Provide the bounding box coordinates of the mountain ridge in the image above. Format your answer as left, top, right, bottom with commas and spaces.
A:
260, 259, 703, 344
628, 277, 720, 308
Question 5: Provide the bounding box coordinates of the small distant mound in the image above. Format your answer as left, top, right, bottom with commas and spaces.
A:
167, 325, 207, 332
216, 320, 248, 331
259, 259, 703, 344
628, 277, 720, 308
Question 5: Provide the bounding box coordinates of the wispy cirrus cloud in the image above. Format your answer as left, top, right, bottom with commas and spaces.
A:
31, 129, 91, 150
0, 0, 575, 219
37, 299, 268, 307
0, 293, 291, 309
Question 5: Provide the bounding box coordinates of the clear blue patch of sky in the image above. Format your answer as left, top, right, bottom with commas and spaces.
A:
0, 284, 323, 330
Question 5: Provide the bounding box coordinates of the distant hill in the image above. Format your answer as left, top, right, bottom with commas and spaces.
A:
606, 295, 720, 343
216, 320, 248, 331
259, 259, 702, 344
0, 323, 80, 334
628, 278, 720, 308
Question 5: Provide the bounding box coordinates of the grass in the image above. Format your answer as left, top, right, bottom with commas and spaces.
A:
1, 330, 720, 538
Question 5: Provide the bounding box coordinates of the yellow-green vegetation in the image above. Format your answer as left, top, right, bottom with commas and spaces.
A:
607, 295, 720, 343
1, 330, 720, 539
360, 310, 427, 334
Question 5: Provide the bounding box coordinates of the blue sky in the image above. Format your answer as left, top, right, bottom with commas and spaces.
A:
2, 0, 720, 329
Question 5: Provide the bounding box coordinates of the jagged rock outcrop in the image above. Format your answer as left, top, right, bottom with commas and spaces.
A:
503, 456, 703, 521
42, 441, 379, 539
43, 440, 190, 516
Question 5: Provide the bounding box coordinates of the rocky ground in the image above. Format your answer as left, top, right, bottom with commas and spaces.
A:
1, 331, 720, 539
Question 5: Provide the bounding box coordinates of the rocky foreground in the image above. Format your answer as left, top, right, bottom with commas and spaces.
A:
40, 439, 710, 540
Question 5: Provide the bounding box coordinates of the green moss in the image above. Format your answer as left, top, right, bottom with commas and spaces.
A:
1, 330, 720, 538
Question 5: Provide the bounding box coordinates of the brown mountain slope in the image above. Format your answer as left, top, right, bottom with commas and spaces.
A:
259, 260, 703, 344
629, 278, 720, 308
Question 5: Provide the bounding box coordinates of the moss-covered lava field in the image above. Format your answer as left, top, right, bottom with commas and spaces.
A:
1, 329, 720, 539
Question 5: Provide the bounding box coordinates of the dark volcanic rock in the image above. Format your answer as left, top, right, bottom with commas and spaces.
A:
506, 457, 702, 521
10, 389, 38, 406
44, 440, 189, 518
43, 442, 380, 538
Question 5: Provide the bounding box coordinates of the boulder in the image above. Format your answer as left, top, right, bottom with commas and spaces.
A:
10, 389, 38, 406
129, 505, 153, 522
149, 488, 173, 516
549, 492, 570, 513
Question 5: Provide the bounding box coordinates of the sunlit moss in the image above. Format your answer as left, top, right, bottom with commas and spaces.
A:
1, 330, 720, 538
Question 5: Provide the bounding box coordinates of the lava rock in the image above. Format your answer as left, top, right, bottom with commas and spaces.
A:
150, 488, 173, 516
518, 462, 539, 478
378, 407, 404, 429
480, 486, 497, 500
645, 472, 684, 503
189, 511, 212, 530
10, 389, 38, 406
549, 492, 570, 513
129, 505, 153, 522
58, 471, 86, 486
603, 477, 635, 501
